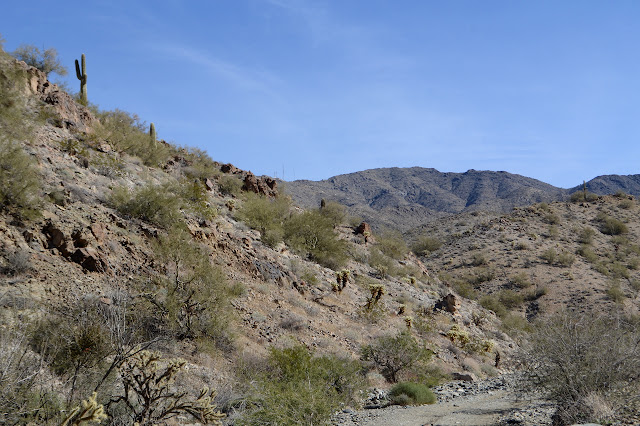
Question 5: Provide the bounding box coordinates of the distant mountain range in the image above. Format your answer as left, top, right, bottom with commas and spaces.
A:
284, 167, 640, 231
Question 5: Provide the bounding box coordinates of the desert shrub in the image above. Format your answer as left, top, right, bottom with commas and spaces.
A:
606, 283, 626, 304
540, 248, 557, 265
1, 248, 31, 276
570, 191, 598, 203
498, 289, 525, 309
609, 262, 630, 279
239, 345, 365, 425
368, 247, 395, 278
177, 178, 217, 220
284, 209, 348, 269
412, 235, 442, 255
110, 183, 182, 228
524, 286, 548, 301
388, 382, 436, 406
0, 327, 63, 424
557, 251, 575, 267
479, 295, 508, 318
597, 213, 627, 236
501, 313, 533, 335
361, 331, 432, 383
147, 227, 235, 347
236, 193, 290, 245
0, 138, 41, 218
470, 252, 488, 266
319, 200, 346, 227
577, 245, 599, 263
618, 198, 634, 209
578, 226, 596, 244
544, 213, 560, 225
520, 311, 640, 424
179, 146, 218, 180
218, 175, 243, 196
452, 280, 477, 299
94, 109, 168, 166
510, 272, 531, 288
11, 44, 67, 76
377, 230, 409, 260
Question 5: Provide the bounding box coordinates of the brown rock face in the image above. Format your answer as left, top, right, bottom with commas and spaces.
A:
14, 59, 96, 133
355, 222, 372, 236
435, 293, 460, 314
242, 172, 278, 197
70, 246, 105, 272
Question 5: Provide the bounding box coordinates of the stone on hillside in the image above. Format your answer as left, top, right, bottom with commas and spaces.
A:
71, 246, 105, 272
451, 372, 476, 382
435, 293, 460, 314
220, 163, 239, 174
205, 178, 215, 191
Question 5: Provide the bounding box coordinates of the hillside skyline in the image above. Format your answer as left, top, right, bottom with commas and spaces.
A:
3, 0, 640, 187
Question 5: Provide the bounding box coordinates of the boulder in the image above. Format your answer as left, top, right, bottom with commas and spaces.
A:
435, 293, 460, 314
70, 246, 105, 272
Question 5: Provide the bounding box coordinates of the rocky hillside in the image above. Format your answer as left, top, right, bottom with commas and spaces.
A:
0, 46, 516, 425
285, 167, 640, 232
413, 194, 640, 323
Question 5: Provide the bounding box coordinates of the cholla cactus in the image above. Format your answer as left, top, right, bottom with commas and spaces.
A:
365, 284, 385, 310
334, 269, 350, 293
116, 350, 226, 425
397, 304, 406, 315
60, 392, 107, 425
404, 316, 413, 329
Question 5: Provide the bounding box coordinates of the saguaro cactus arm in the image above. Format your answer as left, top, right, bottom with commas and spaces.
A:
75, 53, 87, 105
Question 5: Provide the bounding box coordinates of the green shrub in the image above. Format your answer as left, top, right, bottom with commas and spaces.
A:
236, 193, 290, 245
148, 227, 235, 347
470, 252, 488, 266
368, 247, 395, 278
452, 280, 477, 299
11, 44, 67, 77
110, 183, 182, 228
0, 139, 40, 218
377, 231, 409, 260
609, 262, 630, 279
540, 248, 557, 265
570, 191, 598, 203
218, 175, 243, 196
388, 382, 436, 406
412, 235, 442, 255
557, 251, 575, 267
498, 289, 525, 309
284, 209, 348, 269
94, 109, 168, 166
578, 245, 599, 263
606, 283, 626, 304
239, 345, 365, 425
479, 295, 508, 318
319, 200, 346, 227
510, 272, 531, 288
361, 331, 432, 383
578, 226, 596, 244
597, 214, 627, 235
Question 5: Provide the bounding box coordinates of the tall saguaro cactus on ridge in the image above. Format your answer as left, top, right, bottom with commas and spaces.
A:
149, 122, 156, 146
75, 53, 87, 105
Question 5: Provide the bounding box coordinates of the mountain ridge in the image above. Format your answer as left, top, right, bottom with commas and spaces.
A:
285, 167, 640, 231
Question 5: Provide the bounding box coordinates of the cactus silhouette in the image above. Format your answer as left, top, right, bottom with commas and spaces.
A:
75, 54, 87, 105
150, 122, 156, 146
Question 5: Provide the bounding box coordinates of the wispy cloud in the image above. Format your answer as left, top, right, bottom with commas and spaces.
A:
151, 43, 284, 99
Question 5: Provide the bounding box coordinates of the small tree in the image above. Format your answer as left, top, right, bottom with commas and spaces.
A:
11, 44, 68, 77
361, 331, 431, 383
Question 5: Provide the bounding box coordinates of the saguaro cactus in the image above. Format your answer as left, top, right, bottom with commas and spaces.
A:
149, 122, 156, 146
75, 53, 87, 105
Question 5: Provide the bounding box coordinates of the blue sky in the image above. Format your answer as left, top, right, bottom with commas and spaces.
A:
2, 0, 639, 187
